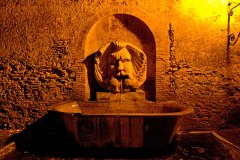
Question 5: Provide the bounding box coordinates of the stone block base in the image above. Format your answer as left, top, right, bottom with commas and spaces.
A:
96, 91, 145, 102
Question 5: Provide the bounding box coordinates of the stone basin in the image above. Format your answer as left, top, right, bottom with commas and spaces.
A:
48, 101, 193, 148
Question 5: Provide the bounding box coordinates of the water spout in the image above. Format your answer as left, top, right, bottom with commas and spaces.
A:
120, 79, 123, 102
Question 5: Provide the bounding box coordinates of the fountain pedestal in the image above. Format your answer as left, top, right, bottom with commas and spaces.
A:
96, 91, 146, 102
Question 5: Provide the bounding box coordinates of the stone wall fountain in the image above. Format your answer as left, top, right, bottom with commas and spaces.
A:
49, 39, 193, 148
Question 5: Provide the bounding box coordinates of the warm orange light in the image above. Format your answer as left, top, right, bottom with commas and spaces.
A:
178, 0, 229, 25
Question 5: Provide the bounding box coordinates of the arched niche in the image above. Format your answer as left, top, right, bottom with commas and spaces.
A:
84, 13, 156, 101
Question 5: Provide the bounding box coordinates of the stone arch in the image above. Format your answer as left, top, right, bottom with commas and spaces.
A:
81, 6, 163, 101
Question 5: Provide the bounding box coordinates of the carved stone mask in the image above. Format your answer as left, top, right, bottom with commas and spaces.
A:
108, 47, 136, 80
94, 41, 147, 93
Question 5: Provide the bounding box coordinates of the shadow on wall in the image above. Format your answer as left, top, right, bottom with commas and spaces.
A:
83, 52, 105, 101
6, 112, 71, 154
225, 101, 240, 128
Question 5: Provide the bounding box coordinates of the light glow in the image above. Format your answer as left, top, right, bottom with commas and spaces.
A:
178, 0, 229, 24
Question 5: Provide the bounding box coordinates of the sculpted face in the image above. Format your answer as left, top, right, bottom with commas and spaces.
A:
94, 41, 147, 93
108, 47, 135, 80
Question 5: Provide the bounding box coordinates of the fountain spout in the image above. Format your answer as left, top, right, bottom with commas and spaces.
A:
120, 79, 123, 102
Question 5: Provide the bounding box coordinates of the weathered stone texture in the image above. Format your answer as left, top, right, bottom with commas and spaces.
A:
0, 0, 239, 130
0, 39, 76, 129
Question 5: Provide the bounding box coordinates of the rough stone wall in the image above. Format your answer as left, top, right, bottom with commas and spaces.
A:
168, 0, 240, 130
0, 40, 77, 129
0, 0, 239, 131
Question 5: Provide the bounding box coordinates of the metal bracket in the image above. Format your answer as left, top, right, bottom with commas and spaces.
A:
227, 2, 240, 63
